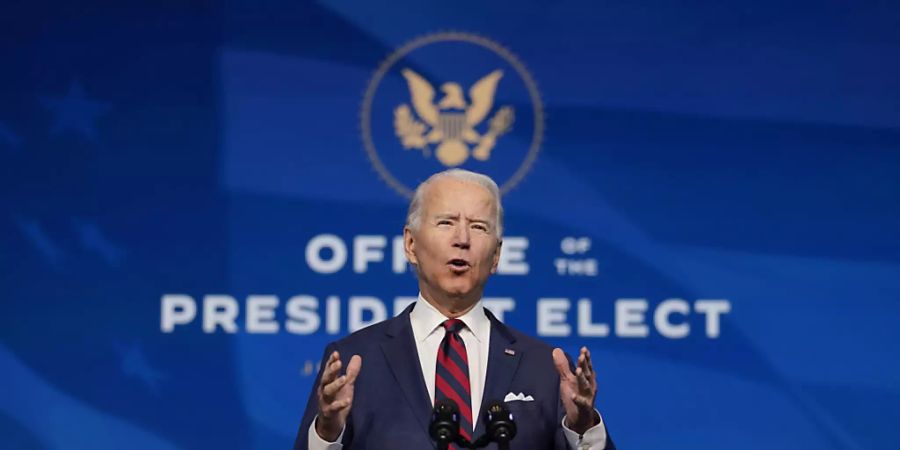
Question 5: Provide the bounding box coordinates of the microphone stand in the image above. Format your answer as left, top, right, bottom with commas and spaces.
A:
430, 400, 516, 450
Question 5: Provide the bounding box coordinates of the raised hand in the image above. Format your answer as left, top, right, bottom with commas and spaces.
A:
552, 347, 599, 434
315, 351, 362, 442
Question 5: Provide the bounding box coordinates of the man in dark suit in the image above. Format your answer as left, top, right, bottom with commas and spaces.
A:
293, 169, 614, 449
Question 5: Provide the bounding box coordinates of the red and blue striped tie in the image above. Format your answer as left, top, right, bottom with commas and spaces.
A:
435, 318, 473, 444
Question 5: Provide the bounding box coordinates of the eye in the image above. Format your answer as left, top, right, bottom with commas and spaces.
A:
472, 223, 489, 232
437, 219, 452, 226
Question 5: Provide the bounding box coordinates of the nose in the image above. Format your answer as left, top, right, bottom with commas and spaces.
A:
452, 223, 470, 249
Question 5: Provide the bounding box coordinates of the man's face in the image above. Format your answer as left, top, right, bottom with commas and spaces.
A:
404, 178, 502, 305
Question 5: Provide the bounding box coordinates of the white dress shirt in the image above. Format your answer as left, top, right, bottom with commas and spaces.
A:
309, 294, 608, 449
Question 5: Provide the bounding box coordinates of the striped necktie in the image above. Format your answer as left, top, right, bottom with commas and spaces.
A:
435, 318, 473, 443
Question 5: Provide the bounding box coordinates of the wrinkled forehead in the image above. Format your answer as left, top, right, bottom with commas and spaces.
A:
421, 178, 498, 219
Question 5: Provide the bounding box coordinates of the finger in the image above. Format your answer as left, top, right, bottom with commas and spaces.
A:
321, 352, 338, 381
322, 374, 347, 397
321, 352, 342, 385
345, 355, 362, 385
583, 350, 599, 391
571, 393, 593, 409
552, 348, 574, 381
322, 397, 351, 416
575, 366, 591, 393
582, 347, 594, 376
575, 348, 591, 380
330, 396, 354, 413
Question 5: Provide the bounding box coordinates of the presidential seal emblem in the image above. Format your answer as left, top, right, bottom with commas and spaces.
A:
394, 68, 512, 167
361, 32, 544, 198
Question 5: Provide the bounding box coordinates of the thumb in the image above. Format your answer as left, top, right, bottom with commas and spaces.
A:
552, 348, 572, 380
345, 355, 362, 384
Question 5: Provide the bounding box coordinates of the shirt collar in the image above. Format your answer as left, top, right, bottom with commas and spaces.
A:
410, 293, 489, 344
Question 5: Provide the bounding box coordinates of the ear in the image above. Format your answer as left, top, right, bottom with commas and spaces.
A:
403, 226, 418, 266
490, 238, 502, 274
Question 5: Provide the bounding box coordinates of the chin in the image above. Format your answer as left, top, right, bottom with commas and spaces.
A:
440, 282, 476, 299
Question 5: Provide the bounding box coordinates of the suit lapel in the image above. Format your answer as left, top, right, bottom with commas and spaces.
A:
380, 304, 433, 438
475, 309, 522, 438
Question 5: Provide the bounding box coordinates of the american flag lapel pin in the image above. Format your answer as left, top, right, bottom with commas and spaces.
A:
504, 348, 516, 356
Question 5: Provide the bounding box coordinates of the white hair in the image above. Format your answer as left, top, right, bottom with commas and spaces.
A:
405, 169, 504, 238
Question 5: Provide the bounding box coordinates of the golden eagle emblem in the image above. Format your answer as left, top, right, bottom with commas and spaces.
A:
394, 68, 514, 167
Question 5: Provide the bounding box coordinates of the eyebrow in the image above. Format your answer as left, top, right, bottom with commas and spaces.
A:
433, 213, 492, 225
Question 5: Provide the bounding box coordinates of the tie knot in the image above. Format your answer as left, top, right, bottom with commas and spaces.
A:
442, 318, 465, 334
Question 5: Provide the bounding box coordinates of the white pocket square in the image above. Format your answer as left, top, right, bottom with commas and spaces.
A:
503, 392, 535, 402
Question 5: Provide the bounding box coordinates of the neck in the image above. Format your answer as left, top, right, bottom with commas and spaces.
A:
420, 288, 480, 318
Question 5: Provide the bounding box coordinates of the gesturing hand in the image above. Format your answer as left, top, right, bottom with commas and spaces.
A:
552, 347, 599, 435
315, 351, 362, 442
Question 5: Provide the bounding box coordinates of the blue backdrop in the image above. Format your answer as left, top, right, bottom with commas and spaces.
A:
2, 1, 900, 449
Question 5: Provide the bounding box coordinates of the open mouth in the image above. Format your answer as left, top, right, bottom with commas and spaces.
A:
447, 258, 470, 271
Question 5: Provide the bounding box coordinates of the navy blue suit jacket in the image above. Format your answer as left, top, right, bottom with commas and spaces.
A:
293, 304, 615, 450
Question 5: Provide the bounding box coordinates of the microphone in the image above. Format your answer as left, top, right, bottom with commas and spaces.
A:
429, 399, 460, 450
483, 401, 517, 450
